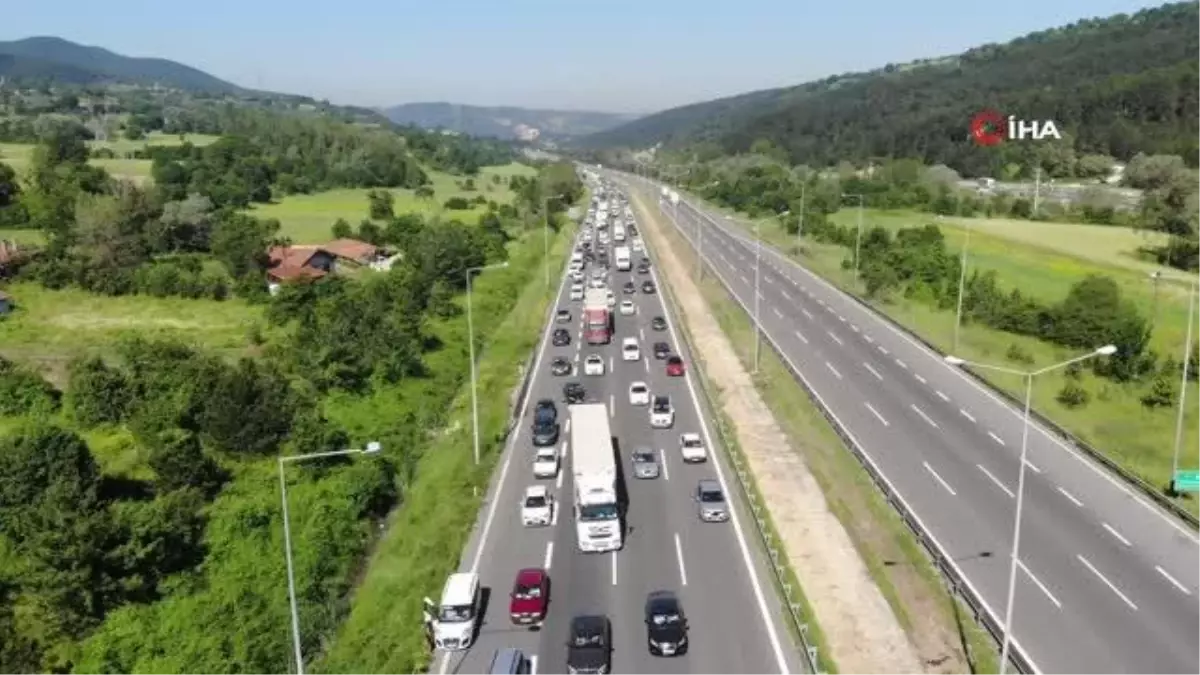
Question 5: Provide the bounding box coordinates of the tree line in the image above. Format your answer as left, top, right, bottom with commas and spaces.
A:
0, 159, 584, 671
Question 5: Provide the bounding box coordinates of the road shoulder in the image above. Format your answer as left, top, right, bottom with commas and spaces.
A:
628, 186, 923, 673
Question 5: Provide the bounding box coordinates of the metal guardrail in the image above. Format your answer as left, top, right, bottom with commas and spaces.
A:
630, 185, 824, 674
646, 184, 1036, 675
674, 192, 1200, 531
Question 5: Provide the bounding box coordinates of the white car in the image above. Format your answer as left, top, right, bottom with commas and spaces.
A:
632, 240, 644, 252
628, 381, 650, 406
619, 300, 636, 316
521, 485, 553, 527
584, 354, 606, 376
622, 337, 640, 361
570, 270, 584, 283
570, 284, 585, 301
590, 277, 606, 290
679, 433, 708, 463
650, 396, 675, 428
533, 446, 559, 479
606, 290, 616, 308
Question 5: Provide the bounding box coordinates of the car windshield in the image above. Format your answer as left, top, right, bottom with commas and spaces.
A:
438, 604, 473, 622
653, 399, 669, 412
683, 438, 701, 448
536, 448, 556, 460
700, 489, 723, 503
587, 356, 602, 364
631, 385, 646, 393
634, 452, 654, 462
572, 629, 604, 646
514, 582, 542, 599
525, 495, 547, 508
579, 503, 619, 521
625, 345, 637, 352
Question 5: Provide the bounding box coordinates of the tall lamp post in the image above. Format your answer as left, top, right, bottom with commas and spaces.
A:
542, 194, 567, 289
467, 262, 510, 467
1152, 269, 1200, 494
842, 193, 865, 278
944, 345, 1117, 674
279, 441, 383, 674
952, 199, 974, 353
752, 215, 764, 373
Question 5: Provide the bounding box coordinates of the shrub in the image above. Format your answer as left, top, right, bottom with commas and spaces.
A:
1056, 381, 1090, 408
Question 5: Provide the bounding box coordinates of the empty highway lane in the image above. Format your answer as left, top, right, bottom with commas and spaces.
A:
436, 202, 804, 674
637, 178, 1198, 675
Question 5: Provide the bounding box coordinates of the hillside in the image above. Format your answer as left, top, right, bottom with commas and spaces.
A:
0, 36, 243, 93
581, 1, 1199, 173
382, 101, 639, 140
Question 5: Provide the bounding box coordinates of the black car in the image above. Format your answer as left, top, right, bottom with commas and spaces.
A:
637, 263, 651, 275
563, 382, 585, 404
550, 357, 572, 376
651, 316, 668, 331
622, 281, 637, 295
653, 342, 671, 359
566, 615, 611, 674
644, 591, 688, 656
552, 329, 571, 347
641, 281, 656, 294
531, 400, 559, 447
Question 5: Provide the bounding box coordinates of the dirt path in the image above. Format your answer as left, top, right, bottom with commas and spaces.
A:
631, 188, 923, 673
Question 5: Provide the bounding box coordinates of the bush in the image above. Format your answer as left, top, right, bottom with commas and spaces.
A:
1005, 343, 1035, 365
1140, 374, 1176, 408
0, 358, 60, 415
1056, 381, 1090, 408
442, 197, 471, 210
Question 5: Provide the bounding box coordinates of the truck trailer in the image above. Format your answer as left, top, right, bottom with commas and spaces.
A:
569, 403, 622, 553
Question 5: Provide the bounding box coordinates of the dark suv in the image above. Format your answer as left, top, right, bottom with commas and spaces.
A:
531, 399, 559, 446
566, 615, 611, 674
563, 382, 585, 404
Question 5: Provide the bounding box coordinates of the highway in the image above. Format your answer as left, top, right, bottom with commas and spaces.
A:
625, 175, 1200, 675
437, 195, 804, 674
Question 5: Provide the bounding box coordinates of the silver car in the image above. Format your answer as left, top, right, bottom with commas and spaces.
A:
695, 479, 728, 522
631, 447, 660, 479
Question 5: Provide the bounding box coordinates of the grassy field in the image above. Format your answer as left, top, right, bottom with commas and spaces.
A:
0, 132, 219, 183
698, 199, 1199, 514
246, 162, 537, 243
0, 282, 266, 385
647, 192, 997, 673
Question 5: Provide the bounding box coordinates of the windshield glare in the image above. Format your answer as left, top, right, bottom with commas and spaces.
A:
514, 584, 541, 599
651, 612, 681, 625
579, 503, 618, 521
526, 496, 547, 507
701, 490, 723, 503
438, 604, 473, 622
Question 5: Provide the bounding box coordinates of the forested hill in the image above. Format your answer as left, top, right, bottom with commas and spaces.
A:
0, 36, 243, 93
581, 1, 1199, 173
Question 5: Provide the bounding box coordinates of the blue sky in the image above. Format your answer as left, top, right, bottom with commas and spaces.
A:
5, 0, 1173, 114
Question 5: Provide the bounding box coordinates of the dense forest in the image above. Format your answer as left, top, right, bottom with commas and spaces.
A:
0, 100, 583, 670
582, 2, 1199, 177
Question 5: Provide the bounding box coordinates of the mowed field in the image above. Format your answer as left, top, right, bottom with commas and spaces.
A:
245, 162, 537, 243
0, 132, 219, 183
704, 200, 1198, 512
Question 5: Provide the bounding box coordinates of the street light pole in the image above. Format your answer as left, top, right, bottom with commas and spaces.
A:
1149, 271, 1163, 325
467, 262, 509, 467
796, 182, 806, 247
1169, 280, 1196, 494
753, 217, 762, 374
953, 200, 973, 353
945, 346, 1116, 674
278, 442, 383, 674
843, 193, 865, 278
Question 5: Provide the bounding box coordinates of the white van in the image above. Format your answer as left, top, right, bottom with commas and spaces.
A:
424, 572, 481, 651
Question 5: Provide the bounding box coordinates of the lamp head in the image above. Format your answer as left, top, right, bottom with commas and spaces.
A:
1096, 345, 1117, 356
944, 356, 967, 366
364, 441, 382, 454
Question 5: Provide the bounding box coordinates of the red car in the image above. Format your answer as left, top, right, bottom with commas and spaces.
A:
665, 355, 686, 377
509, 567, 549, 627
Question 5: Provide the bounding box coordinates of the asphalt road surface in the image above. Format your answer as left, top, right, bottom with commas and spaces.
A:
631, 176, 1199, 675
436, 209, 805, 673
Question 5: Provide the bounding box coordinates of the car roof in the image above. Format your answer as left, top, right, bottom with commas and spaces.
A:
645, 590, 679, 613
698, 478, 722, 492
623, 337, 637, 344
654, 394, 669, 402
630, 381, 647, 389
571, 615, 608, 633
586, 354, 603, 361
681, 432, 701, 441
514, 567, 545, 585
441, 572, 478, 605
525, 485, 548, 498
667, 355, 683, 362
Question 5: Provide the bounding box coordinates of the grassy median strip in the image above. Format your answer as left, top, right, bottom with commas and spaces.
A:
655, 208, 1000, 674
315, 223, 575, 673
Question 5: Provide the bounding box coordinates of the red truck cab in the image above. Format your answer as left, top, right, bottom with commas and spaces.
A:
509, 568, 549, 626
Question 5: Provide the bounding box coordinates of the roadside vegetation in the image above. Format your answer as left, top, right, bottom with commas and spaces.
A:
0, 87, 587, 672
634, 153, 1198, 514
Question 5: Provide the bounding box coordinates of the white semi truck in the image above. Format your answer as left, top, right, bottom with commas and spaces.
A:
570, 403, 622, 553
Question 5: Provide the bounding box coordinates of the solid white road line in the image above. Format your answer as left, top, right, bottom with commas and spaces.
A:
640, 327, 645, 340
530, 654, 539, 675
977, 464, 1014, 498
1057, 486, 1083, 506
915, 374, 927, 384
645, 356, 650, 372
960, 408, 976, 423
551, 501, 559, 526
988, 431, 1005, 445
865, 402, 890, 426
924, 461, 957, 496
674, 533, 689, 586
564, 419, 571, 434
544, 541, 554, 570
661, 451, 670, 481
611, 552, 618, 586
1155, 565, 1192, 595
863, 362, 883, 380
850, 324, 860, 333
773, 307, 784, 319
609, 356, 614, 371
1103, 523, 1132, 547
1024, 460, 1041, 474
827, 331, 844, 346
555, 467, 564, 489
1018, 560, 1063, 609
878, 345, 889, 355
560, 441, 568, 458
781, 290, 792, 300
895, 359, 908, 370
911, 404, 938, 428
801, 308, 813, 320
825, 362, 843, 380
936, 390, 950, 402
1078, 554, 1138, 610
864, 334, 874, 343
609, 395, 615, 417
794, 330, 809, 344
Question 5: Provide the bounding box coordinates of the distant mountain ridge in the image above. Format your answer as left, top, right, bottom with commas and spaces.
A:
0, 36, 244, 93
381, 102, 641, 141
